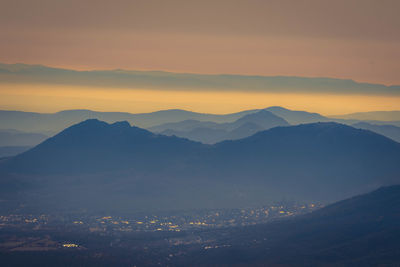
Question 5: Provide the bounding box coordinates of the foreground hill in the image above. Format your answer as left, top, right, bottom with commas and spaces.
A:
1, 120, 399, 212
176, 185, 400, 266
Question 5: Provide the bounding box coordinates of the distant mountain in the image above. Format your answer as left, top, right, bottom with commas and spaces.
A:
265, 106, 330, 124
0, 129, 48, 146
178, 185, 400, 266
0, 109, 257, 133
352, 122, 400, 143
0, 146, 31, 158
160, 127, 228, 144
1, 120, 399, 212
3, 105, 400, 136
228, 109, 289, 130
223, 122, 265, 141
334, 110, 400, 121
265, 106, 400, 127
150, 110, 289, 143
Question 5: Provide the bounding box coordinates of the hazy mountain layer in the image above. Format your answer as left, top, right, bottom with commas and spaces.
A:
0, 109, 258, 133
150, 110, 289, 143
1, 120, 399, 213
352, 122, 400, 142
1, 63, 399, 95
0, 129, 48, 146
334, 110, 400, 121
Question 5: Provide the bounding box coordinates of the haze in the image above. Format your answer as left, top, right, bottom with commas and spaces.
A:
1, 0, 400, 114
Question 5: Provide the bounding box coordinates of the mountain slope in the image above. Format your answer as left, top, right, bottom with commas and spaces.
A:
334, 110, 400, 121
1, 121, 399, 212
150, 110, 289, 143
352, 122, 400, 143
208, 122, 400, 201
177, 185, 400, 266
265, 106, 330, 124
4, 119, 203, 174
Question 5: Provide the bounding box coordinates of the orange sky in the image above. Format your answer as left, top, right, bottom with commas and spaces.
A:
1, 83, 399, 115
1, 0, 399, 85
0, 0, 399, 114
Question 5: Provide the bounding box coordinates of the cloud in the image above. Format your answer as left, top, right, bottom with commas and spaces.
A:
0, 63, 399, 96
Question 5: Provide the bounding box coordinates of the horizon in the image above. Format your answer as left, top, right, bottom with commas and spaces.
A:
3, 62, 400, 87
1, 62, 400, 115
1, 105, 400, 118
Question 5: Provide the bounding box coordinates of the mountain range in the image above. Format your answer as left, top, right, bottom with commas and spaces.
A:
352, 122, 400, 143
1, 119, 399, 213
1, 106, 400, 148
150, 110, 289, 143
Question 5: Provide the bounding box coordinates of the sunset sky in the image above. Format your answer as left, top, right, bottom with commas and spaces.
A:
1, 0, 399, 115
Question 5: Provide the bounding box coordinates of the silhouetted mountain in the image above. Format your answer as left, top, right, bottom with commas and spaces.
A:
150, 119, 221, 133
4, 119, 203, 174
178, 185, 400, 266
1, 121, 399, 212
0, 109, 257, 133
352, 122, 400, 143
265, 106, 330, 124
224, 122, 265, 141
160, 127, 228, 144
334, 110, 400, 121
0, 129, 48, 146
228, 109, 289, 130
150, 110, 289, 143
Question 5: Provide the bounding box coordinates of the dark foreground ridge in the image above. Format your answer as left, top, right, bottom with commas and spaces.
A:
0, 185, 399, 266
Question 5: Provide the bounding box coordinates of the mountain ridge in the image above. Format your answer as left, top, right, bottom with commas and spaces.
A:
1, 120, 399, 212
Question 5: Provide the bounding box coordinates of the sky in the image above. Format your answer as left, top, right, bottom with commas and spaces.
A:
0, 0, 399, 114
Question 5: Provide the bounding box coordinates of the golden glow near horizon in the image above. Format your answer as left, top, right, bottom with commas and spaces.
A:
0, 83, 399, 116
1, 1, 399, 114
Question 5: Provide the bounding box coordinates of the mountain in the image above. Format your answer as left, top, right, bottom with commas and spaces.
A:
0, 109, 257, 133
150, 110, 289, 143
4, 119, 203, 174
177, 185, 400, 266
333, 110, 400, 121
160, 127, 228, 144
1, 120, 399, 212
228, 109, 289, 130
265, 106, 330, 124
352, 122, 400, 143
2, 105, 400, 136
0, 129, 48, 146
0, 146, 31, 158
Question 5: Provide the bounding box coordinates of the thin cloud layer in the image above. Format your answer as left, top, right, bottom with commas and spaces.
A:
1, 0, 399, 84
